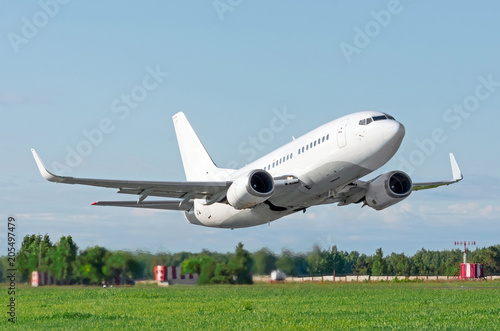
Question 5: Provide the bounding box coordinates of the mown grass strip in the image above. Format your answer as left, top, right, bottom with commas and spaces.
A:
2, 281, 499, 329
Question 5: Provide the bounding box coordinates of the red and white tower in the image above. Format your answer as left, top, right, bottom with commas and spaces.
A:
455, 241, 476, 263
454, 241, 483, 279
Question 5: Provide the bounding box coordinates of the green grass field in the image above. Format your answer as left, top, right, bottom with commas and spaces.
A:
3, 281, 500, 330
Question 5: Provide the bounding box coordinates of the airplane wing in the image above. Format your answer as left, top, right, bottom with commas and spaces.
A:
31, 149, 231, 203
321, 153, 463, 207
32, 149, 300, 208
411, 153, 463, 191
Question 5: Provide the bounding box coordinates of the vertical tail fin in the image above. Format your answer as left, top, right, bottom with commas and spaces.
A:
172, 112, 234, 181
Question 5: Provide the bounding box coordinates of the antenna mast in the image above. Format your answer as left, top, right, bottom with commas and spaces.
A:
455, 241, 476, 263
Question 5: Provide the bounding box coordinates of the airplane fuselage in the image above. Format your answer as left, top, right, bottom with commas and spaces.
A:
184, 111, 405, 228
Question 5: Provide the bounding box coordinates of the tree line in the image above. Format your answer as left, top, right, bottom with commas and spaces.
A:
5, 234, 141, 285
181, 242, 253, 285
1, 234, 499, 284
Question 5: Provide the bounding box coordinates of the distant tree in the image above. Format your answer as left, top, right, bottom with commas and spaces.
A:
103, 251, 142, 283
75, 246, 109, 285
276, 250, 296, 276
209, 263, 231, 284
201, 249, 232, 265
0, 256, 7, 282
371, 248, 386, 276
412, 248, 428, 276
48, 235, 78, 284
482, 245, 500, 275
293, 253, 309, 276
353, 254, 370, 275
181, 243, 253, 285
386, 252, 411, 276
344, 251, 360, 274
181, 255, 218, 285
252, 248, 276, 275
181, 256, 202, 275
132, 250, 156, 280
307, 245, 325, 275
306, 245, 346, 275
171, 251, 196, 266
17, 234, 53, 281
227, 242, 253, 284
440, 249, 462, 276
198, 256, 218, 284
330, 245, 346, 275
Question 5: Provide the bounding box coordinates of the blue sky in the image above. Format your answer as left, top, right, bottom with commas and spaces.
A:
1, 1, 499, 256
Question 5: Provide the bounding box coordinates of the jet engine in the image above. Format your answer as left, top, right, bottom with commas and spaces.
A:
365, 171, 412, 210
227, 170, 274, 209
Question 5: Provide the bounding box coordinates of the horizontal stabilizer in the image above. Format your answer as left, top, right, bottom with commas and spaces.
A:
92, 200, 193, 211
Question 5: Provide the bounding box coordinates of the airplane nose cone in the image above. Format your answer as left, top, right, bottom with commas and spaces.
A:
383, 121, 405, 147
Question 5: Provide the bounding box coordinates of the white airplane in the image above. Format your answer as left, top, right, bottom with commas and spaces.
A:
32, 111, 462, 229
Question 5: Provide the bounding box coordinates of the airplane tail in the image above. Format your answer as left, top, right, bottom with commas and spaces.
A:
172, 112, 235, 181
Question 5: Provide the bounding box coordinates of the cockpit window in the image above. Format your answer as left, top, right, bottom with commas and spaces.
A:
359, 114, 395, 125
358, 117, 374, 125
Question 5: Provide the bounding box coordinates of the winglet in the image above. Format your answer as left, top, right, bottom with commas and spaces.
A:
449, 153, 463, 182
412, 153, 463, 191
31, 148, 65, 183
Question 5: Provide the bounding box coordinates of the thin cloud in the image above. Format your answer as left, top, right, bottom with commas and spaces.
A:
0, 94, 50, 105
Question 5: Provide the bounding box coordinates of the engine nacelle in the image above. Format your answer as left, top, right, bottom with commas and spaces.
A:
365, 171, 412, 211
227, 170, 274, 209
